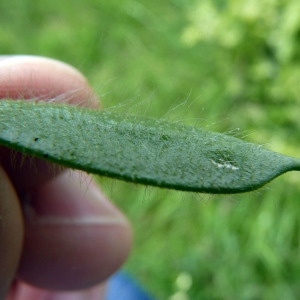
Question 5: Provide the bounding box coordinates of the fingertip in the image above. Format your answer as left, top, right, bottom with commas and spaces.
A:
0, 55, 100, 191
0, 55, 99, 107
17, 172, 132, 290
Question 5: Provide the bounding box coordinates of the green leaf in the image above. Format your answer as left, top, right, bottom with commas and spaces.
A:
0, 100, 299, 193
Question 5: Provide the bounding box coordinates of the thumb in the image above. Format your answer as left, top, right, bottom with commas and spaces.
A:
0, 166, 23, 298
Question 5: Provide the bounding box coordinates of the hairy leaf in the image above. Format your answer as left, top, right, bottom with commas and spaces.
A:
0, 100, 299, 193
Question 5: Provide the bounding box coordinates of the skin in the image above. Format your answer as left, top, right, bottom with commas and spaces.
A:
0, 55, 132, 300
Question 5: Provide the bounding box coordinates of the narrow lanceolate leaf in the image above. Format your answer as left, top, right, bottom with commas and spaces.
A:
0, 100, 299, 193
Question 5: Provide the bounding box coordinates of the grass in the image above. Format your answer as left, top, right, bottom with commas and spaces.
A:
2, 0, 300, 299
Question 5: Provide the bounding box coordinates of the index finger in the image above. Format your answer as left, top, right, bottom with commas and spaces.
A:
0, 55, 100, 192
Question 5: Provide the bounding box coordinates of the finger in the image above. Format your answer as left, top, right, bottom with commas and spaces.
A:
0, 55, 99, 106
17, 171, 132, 290
0, 55, 99, 192
0, 56, 132, 293
7, 280, 106, 300
0, 166, 23, 299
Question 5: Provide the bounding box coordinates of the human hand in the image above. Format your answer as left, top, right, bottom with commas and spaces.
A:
0, 56, 132, 300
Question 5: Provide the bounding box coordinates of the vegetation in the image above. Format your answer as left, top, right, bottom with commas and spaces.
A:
1, 0, 300, 299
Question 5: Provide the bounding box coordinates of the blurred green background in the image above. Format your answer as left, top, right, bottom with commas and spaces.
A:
2, 0, 300, 299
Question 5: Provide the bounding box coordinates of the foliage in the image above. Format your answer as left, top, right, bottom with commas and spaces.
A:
1, 0, 300, 299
